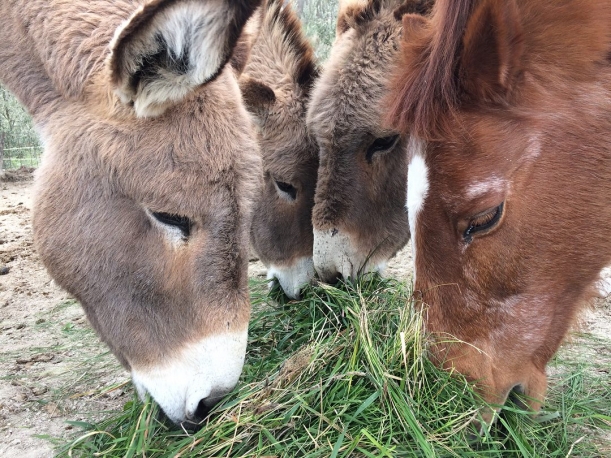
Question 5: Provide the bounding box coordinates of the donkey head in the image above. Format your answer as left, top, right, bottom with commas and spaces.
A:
307, 0, 432, 284
239, 0, 320, 299
0, 0, 262, 425
387, 0, 611, 419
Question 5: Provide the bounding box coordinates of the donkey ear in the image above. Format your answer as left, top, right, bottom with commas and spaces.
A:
393, 0, 434, 21
335, 0, 369, 36
229, 5, 264, 76
458, 0, 524, 105
108, 0, 262, 117
239, 76, 276, 116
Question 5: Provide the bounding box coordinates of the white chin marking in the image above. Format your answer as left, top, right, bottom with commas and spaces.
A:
312, 229, 386, 282
131, 329, 248, 424
267, 257, 315, 299
406, 138, 428, 281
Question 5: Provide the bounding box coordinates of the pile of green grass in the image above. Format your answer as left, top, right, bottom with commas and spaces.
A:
56, 277, 610, 457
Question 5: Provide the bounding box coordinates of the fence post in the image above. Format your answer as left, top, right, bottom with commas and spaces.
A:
0, 132, 4, 179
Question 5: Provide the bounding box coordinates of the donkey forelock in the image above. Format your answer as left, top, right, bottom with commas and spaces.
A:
241, 0, 319, 298
1, 0, 262, 426
387, 0, 611, 426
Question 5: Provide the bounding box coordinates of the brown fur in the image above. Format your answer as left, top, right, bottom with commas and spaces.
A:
0, 0, 262, 420
387, 0, 611, 419
308, 0, 432, 282
240, 0, 319, 295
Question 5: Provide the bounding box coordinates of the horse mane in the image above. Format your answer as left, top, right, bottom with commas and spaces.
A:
252, 0, 318, 92
386, 0, 476, 138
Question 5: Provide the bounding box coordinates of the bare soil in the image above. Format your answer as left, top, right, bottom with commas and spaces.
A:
0, 174, 609, 457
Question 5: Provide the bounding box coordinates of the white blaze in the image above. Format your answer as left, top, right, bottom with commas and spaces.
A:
131, 329, 248, 424
406, 138, 429, 281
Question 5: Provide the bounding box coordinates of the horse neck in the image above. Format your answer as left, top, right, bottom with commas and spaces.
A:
519, 0, 611, 84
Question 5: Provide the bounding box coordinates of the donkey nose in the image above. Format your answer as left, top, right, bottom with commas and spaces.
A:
318, 269, 343, 285
182, 398, 213, 429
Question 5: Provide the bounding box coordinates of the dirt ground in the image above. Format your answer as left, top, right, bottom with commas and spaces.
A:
0, 172, 609, 457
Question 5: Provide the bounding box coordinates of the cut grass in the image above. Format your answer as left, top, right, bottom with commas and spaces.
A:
56, 276, 611, 457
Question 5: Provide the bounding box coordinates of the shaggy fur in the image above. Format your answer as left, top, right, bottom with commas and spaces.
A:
0, 0, 262, 423
386, 0, 611, 420
240, 0, 320, 297
307, 0, 432, 282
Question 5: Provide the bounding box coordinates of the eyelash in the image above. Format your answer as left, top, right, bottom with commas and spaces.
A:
274, 180, 297, 200
151, 211, 192, 238
463, 202, 504, 242
366, 134, 400, 163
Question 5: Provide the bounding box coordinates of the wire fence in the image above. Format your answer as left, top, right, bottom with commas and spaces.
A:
1, 142, 43, 170
1, 87, 42, 171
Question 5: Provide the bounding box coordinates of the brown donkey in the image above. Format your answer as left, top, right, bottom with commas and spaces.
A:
0, 0, 262, 425
240, 0, 320, 298
307, 0, 432, 283
387, 0, 611, 422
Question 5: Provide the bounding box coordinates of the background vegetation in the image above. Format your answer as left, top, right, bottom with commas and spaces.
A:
0, 87, 41, 170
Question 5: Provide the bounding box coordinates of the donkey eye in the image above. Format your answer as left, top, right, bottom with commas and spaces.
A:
274, 180, 297, 200
366, 134, 400, 163
463, 203, 504, 242
151, 211, 192, 238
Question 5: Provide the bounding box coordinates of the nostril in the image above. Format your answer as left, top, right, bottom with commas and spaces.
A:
193, 398, 212, 419
325, 271, 343, 285
182, 399, 213, 431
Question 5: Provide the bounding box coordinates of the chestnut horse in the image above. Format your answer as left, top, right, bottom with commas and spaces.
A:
387, 0, 611, 422
240, 0, 320, 299
0, 0, 261, 425
307, 0, 432, 284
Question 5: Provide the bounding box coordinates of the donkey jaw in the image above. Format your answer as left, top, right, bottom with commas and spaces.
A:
266, 257, 316, 299
131, 329, 248, 424
313, 229, 386, 283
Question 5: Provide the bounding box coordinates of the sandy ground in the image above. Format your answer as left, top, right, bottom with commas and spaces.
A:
0, 172, 609, 457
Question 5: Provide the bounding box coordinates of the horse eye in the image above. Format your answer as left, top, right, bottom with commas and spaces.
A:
274, 180, 297, 200
463, 203, 504, 242
151, 211, 192, 238
366, 134, 400, 163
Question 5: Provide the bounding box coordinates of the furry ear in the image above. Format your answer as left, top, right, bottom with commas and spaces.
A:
459, 0, 524, 105
335, 0, 371, 36
108, 0, 262, 117
393, 0, 434, 21
230, 4, 264, 76
239, 76, 276, 116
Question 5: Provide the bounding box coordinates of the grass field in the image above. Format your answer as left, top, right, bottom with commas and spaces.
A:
54, 277, 611, 457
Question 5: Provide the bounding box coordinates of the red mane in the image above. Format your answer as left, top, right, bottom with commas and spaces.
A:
386, 0, 475, 138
